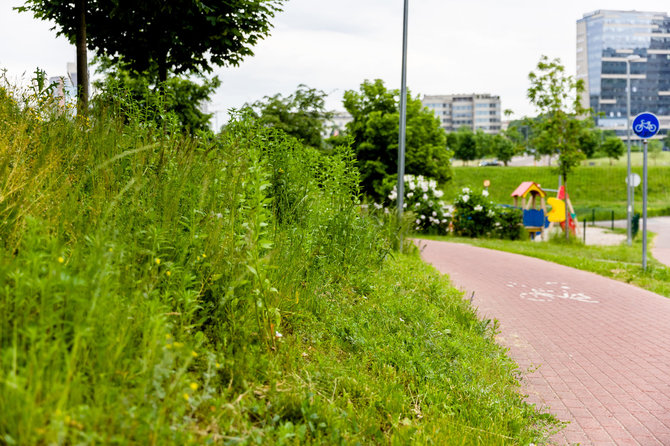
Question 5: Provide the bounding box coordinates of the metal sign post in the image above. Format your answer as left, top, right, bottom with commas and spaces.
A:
642, 139, 648, 269
396, 0, 409, 250
631, 112, 659, 270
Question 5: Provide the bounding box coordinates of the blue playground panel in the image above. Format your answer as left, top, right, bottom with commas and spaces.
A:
522, 209, 549, 228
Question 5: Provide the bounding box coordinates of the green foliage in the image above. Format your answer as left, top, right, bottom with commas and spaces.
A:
450, 126, 478, 164
493, 207, 525, 240
527, 55, 589, 182
387, 175, 451, 234
18, 0, 285, 82
343, 79, 451, 201
474, 128, 492, 159
452, 187, 497, 237
0, 83, 557, 444
601, 136, 625, 164
244, 84, 332, 148
492, 133, 517, 166
94, 66, 220, 133
577, 126, 601, 159
450, 188, 523, 240
649, 139, 663, 164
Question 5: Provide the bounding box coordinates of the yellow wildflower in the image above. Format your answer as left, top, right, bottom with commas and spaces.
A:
155, 258, 161, 265
183, 393, 190, 401
58, 257, 65, 264
166, 271, 172, 277
191, 350, 198, 357
190, 382, 198, 391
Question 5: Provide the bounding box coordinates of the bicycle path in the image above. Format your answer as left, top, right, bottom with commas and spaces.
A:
418, 239, 670, 445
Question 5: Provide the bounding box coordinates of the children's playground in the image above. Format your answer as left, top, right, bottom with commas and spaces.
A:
507, 180, 621, 243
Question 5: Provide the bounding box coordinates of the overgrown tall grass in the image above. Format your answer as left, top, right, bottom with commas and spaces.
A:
0, 80, 558, 444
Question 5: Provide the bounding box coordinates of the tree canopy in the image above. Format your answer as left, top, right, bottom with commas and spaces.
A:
342, 79, 451, 201
244, 85, 332, 149
18, 0, 285, 106
449, 127, 478, 165
601, 136, 625, 165
527, 55, 589, 179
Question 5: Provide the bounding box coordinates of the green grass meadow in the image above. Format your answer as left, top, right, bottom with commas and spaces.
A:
0, 85, 559, 444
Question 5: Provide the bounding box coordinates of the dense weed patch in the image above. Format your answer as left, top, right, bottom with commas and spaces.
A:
0, 82, 557, 444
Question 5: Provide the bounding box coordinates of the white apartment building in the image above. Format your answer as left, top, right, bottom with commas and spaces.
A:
422, 93, 501, 134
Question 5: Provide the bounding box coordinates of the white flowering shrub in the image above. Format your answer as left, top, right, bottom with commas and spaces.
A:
452, 187, 524, 239
452, 187, 497, 237
387, 175, 450, 233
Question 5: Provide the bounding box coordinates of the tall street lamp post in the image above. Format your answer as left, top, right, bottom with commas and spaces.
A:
396, 0, 409, 249
625, 54, 640, 245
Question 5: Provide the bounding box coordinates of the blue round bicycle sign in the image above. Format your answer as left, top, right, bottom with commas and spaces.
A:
632, 112, 660, 138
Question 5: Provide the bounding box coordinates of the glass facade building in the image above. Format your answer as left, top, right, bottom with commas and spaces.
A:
422, 94, 501, 134
577, 10, 670, 134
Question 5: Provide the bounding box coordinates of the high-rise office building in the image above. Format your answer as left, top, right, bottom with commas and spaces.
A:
577, 10, 670, 133
422, 94, 501, 134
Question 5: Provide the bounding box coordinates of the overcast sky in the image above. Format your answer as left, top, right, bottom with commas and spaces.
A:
2, 1, 670, 124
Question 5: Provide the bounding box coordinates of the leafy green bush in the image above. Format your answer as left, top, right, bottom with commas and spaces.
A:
387, 174, 451, 233
452, 187, 497, 237
493, 207, 524, 240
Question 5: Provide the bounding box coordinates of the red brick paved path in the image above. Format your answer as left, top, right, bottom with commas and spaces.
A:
418, 240, 670, 445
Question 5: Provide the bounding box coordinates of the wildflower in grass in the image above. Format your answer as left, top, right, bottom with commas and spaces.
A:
474, 205, 483, 212
482, 189, 490, 197
201, 253, 206, 258
58, 256, 65, 264
166, 271, 172, 277
183, 393, 190, 401
189, 382, 198, 391
191, 350, 198, 357
155, 258, 161, 265
215, 362, 222, 369
173, 342, 184, 348
462, 194, 469, 203
275, 331, 283, 338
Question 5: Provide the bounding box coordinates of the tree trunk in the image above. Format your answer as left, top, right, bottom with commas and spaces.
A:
75, 0, 88, 114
